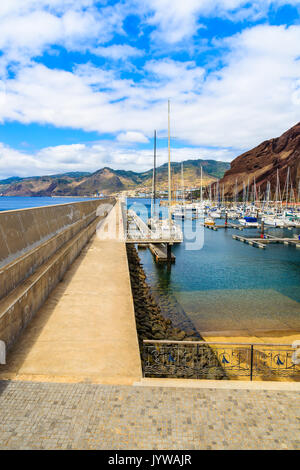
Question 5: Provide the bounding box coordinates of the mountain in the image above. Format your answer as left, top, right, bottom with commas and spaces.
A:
0, 173, 90, 197
137, 159, 230, 189
0, 159, 230, 196
0, 176, 22, 185
220, 123, 300, 197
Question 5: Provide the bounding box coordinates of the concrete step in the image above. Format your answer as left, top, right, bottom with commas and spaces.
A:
133, 377, 300, 391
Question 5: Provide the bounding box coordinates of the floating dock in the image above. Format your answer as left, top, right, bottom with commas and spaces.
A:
149, 243, 176, 263
232, 235, 266, 249
204, 223, 252, 231
232, 234, 300, 249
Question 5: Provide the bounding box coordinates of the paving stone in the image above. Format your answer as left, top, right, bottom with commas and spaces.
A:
0, 380, 299, 450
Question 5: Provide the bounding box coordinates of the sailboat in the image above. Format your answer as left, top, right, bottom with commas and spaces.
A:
148, 101, 183, 242
148, 130, 159, 230
163, 100, 183, 240
172, 163, 186, 220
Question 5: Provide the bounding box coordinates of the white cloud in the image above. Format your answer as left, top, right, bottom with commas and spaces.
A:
192, 24, 300, 147
138, 0, 300, 43
0, 141, 234, 179
92, 44, 144, 60
0, 1, 126, 77
0, 11, 61, 52
1, 2, 300, 177
143, 59, 205, 101
142, 0, 205, 44
0, 60, 206, 133
117, 132, 149, 143
2, 24, 300, 152
0, 0, 297, 75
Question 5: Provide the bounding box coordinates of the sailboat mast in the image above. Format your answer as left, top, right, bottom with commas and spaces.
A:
286, 167, 290, 208
151, 129, 157, 218
181, 162, 185, 205
168, 100, 172, 222
275, 168, 279, 211
153, 130, 156, 204
200, 165, 203, 204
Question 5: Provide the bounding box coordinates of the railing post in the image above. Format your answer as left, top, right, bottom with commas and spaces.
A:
250, 344, 254, 381
167, 243, 172, 262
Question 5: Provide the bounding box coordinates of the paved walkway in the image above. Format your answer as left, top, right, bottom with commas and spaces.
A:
0, 380, 299, 450
0, 202, 142, 385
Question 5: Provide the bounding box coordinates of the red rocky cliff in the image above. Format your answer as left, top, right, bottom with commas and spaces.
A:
220, 122, 300, 197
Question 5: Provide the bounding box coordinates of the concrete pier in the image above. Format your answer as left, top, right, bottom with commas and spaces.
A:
0, 201, 142, 385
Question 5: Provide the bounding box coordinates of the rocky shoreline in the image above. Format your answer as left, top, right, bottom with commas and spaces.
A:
126, 244, 201, 346
126, 244, 226, 379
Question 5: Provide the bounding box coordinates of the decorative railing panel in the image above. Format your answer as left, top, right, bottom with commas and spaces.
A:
143, 341, 300, 381
252, 345, 300, 379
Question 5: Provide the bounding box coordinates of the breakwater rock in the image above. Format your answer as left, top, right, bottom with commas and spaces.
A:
126, 244, 200, 345
126, 244, 226, 379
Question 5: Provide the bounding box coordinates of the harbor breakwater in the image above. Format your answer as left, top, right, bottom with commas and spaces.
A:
126, 244, 200, 344
0, 198, 115, 350
126, 244, 226, 379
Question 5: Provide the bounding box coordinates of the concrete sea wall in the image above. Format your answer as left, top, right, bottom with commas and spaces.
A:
0, 199, 114, 300
0, 198, 115, 350
0, 200, 111, 268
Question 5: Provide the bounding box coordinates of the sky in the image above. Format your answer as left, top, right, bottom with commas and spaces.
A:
0, 0, 300, 178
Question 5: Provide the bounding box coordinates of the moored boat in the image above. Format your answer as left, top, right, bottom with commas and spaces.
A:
205, 217, 215, 226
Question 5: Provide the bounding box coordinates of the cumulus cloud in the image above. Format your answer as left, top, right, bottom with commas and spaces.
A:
117, 132, 149, 143
0, 141, 235, 179
0, 0, 297, 73
0, 60, 206, 133
136, 0, 300, 44
1, 1, 300, 178
0, 0, 126, 76
92, 44, 144, 60
2, 24, 300, 151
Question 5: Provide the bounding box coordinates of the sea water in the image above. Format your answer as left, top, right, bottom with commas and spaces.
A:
0, 196, 98, 212
127, 198, 300, 337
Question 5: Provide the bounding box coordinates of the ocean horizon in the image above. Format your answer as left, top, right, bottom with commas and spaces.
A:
0, 195, 100, 212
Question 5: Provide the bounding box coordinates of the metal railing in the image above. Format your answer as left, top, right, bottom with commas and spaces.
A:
142, 340, 300, 381
126, 210, 183, 243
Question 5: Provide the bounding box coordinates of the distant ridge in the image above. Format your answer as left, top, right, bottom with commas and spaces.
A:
0, 159, 230, 196
0, 176, 22, 185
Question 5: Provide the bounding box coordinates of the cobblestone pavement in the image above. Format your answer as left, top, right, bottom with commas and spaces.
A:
0, 380, 299, 450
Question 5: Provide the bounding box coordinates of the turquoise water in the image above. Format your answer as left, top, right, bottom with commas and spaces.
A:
128, 198, 300, 336
0, 196, 98, 212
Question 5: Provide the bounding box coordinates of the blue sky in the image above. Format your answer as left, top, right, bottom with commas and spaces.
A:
0, 0, 300, 178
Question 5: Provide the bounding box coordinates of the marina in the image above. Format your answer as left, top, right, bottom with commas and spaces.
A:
131, 197, 300, 343
125, 114, 300, 341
